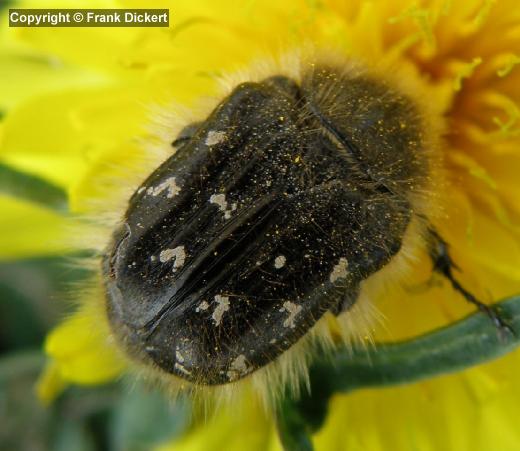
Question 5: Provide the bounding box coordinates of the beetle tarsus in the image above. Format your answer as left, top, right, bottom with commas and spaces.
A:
427, 228, 514, 338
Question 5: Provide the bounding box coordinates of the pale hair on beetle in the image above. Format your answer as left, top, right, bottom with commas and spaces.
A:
63, 46, 509, 413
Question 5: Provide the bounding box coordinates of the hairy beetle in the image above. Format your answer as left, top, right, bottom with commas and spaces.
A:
103, 61, 507, 387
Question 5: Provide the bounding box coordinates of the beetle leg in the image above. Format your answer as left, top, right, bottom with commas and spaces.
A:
427, 228, 514, 338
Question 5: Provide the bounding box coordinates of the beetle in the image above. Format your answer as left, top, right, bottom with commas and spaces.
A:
103, 62, 509, 387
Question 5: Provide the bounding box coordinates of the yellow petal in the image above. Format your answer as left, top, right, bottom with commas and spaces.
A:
44, 300, 126, 386
155, 394, 283, 451
36, 360, 68, 405
0, 43, 108, 112
0, 86, 149, 190
314, 349, 520, 451
2, 0, 141, 74
0, 194, 71, 259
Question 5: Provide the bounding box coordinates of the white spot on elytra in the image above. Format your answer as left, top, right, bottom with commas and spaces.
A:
232, 355, 248, 372
205, 130, 227, 146
174, 362, 192, 376
330, 257, 349, 283
209, 193, 236, 219
274, 255, 286, 269
196, 300, 209, 312
159, 245, 186, 272
147, 176, 181, 198
212, 295, 230, 326
210, 193, 226, 211
226, 354, 251, 380
279, 301, 302, 328
175, 349, 185, 363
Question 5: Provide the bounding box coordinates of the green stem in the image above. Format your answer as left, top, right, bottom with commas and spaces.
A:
276, 296, 520, 450
0, 162, 68, 211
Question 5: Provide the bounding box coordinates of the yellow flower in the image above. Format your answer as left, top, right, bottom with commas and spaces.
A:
2, 0, 520, 449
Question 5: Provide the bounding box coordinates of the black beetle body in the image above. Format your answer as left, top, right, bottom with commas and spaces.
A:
103, 65, 427, 385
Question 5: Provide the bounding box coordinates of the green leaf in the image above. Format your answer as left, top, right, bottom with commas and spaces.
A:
276, 400, 313, 451
109, 382, 190, 451
276, 295, 520, 450
0, 162, 68, 211
0, 282, 47, 351
0, 350, 50, 451
0, 1, 13, 13
52, 419, 97, 451
0, 254, 95, 351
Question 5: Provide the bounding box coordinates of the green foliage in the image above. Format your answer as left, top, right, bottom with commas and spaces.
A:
276, 297, 520, 450
0, 163, 68, 212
